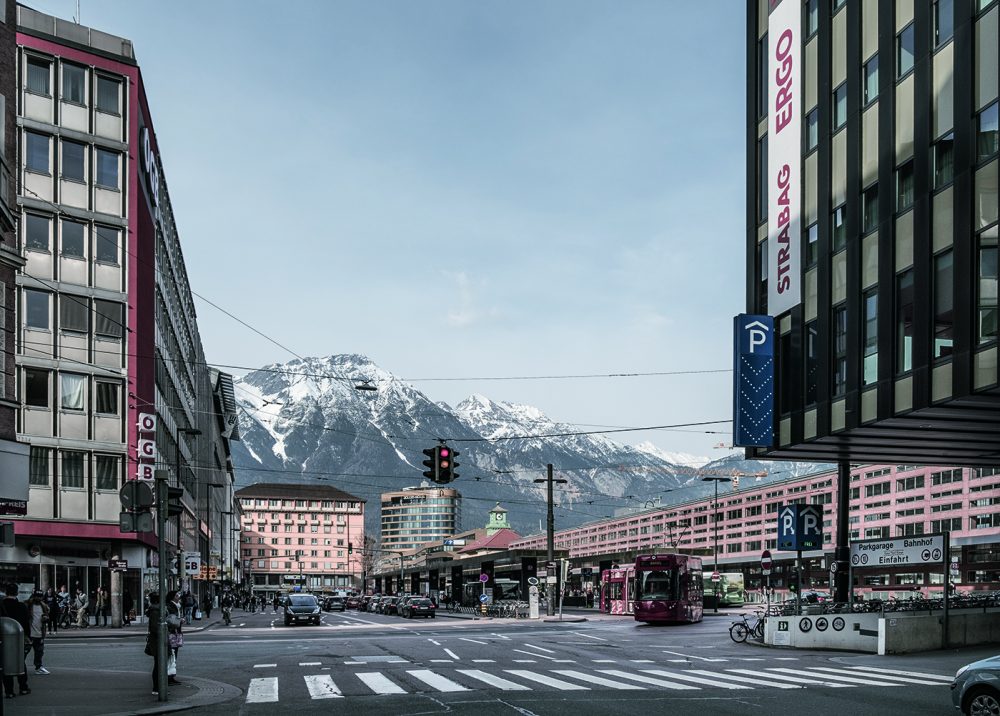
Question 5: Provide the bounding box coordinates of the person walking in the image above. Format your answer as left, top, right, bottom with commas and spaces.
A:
202, 593, 212, 619
145, 592, 161, 695
181, 591, 194, 625
165, 591, 183, 685
43, 587, 59, 635
96, 586, 109, 627
74, 588, 89, 628
123, 589, 134, 627
0, 583, 30, 697
26, 591, 49, 675
272, 595, 280, 614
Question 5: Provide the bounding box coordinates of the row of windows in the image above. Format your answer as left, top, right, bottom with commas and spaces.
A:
25, 55, 122, 115
28, 446, 120, 490
24, 212, 121, 264
240, 498, 360, 509
23, 369, 120, 414
24, 131, 121, 190
23, 289, 124, 337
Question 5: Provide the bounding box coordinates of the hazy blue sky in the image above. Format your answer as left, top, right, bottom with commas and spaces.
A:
30, 1, 746, 461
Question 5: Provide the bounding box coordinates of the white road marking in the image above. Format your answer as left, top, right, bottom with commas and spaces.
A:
461, 638, 488, 645
574, 632, 607, 641
514, 649, 558, 661
522, 643, 556, 654
513, 659, 537, 663
639, 669, 752, 690
770, 668, 903, 687
304, 674, 342, 699
774, 657, 799, 661
430, 659, 453, 663
661, 649, 728, 662
472, 659, 495, 663
444, 648, 460, 660
457, 669, 531, 691
810, 667, 949, 686
246, 677, 279, 703
505, 670, 589, 691
428, 638, 441, 646
357, 672, 406, 695
630, 660, 655, 664
593, 659, 617, 663
598, 669, 700, 690
407, 669, 470, 692
553, 670, 644, 690
845, 666, 954, 682
492, 633, 511, 640
687, 669, 800, 689
253, 664, 277, 669
726, 668, 852, 688
299, 662, 321, 666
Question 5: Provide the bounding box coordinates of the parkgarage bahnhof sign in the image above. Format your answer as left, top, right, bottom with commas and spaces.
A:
850, 535, 946, 568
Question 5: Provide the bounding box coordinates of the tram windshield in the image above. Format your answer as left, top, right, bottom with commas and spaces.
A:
638, 569, 678, 601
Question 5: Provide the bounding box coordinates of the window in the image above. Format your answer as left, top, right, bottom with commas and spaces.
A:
29, 447, 49, 486
979, 230, 999, 343
863, 290, 878, 385
934, 133, 954, 187
95, 455, 118, 490
757, 135, 767, 222
832, 204, 847, 250
806, 108, 819, 151
805, 321, 818, 404
805, 222, 818, 266
26, 57, 49, 95
95, 225, 119, 264
62, 220, 85, 258
60, 373, 85, 411
757, 35, 768, 119
863, 185, 878, 233
62, 64, 85, 104
24, 369, 48, 408
864, 55, 879, 104
25, 132, 49, 173
95, 381, 119, 415
61, 451, 84, 489
934, 0, 954, 47
96, 76, 120, 115
60, 295, 88, 332
25, 213, 49, 251
897, 475, 925, 491
806, 0, 819, 37
95, 149, 119, 189
979, 102, 998, 161
897, 270, 914, 373
833, 83, 847, 129
94, 299, 123, 338
831, 305, 847, 397
25, 289, 49, 329
934, 251, 954, 359
897, 161, 914, 210
866, 482, 891, 497
897, 25, 915, 78
62, 140, 85, 182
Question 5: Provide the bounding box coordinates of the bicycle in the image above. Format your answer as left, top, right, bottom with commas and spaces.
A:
729, 611, 765, 643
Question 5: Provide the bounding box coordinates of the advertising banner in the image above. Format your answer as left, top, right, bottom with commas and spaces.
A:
767, 0, 802, 315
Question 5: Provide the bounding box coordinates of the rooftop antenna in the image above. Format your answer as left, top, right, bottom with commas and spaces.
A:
74, 0, 81, 24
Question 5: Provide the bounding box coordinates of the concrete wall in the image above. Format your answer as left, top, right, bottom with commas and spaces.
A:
879, 608, 1000, 654
764, 612, 881, 651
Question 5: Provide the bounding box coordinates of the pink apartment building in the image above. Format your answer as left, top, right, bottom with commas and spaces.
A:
237, 483, 365, 594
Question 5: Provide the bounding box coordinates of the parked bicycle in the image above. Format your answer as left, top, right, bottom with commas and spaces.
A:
729, 611, 765, 642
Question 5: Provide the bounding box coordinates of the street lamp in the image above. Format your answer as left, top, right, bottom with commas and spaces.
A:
535, 464, 567, 617
701, 477, 730, 613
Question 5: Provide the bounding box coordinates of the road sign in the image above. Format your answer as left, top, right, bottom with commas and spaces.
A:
479, 573, 489, 583
850, 535, 946, 568
760, 549, 773, 575
108, 559, 128, 572
443, 539, 466, 546
527, 577, 539, 586
119, 480, 154, 510
529, 585, 539, 596
479, 593, 489, 604
777, 504, 823, 551
711, 571, 721, 582
733, 314, 775, 447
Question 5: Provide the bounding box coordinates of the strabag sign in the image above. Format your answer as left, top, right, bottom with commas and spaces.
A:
767, 0, 801, 316
850, 535, 945, 568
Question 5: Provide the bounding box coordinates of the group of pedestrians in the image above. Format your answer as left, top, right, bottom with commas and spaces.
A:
0, 583, 51, 700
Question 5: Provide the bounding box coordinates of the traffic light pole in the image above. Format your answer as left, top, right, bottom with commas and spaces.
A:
155, 470, 168, 703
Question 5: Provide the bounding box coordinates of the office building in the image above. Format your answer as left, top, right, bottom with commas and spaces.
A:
380, 483, 461, 552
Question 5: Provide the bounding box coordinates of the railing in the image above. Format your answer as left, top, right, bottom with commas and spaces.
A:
446, 600, 531, 618
762, 590, 1000, 617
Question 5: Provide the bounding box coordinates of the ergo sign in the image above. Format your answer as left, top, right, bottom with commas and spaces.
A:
140, 127, 162, 223
767, 0, 802, 316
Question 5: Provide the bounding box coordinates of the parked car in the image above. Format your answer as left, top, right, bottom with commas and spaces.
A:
383, 596, 401, 616
952, 654, 1000, 714
366, 595, 380, 613
346, 595, 362, 609
283, 594, 321, 626
324, 596, 346, 612
375, 596, 392, 614
401, 597, 435, 619
396, 595, 416, 614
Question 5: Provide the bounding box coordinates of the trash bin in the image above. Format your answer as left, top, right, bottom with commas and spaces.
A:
1, 616, 25, 675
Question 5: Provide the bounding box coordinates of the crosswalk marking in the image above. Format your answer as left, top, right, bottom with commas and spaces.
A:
504, 670, 589, 691
514, 649, 560, 661
522, 643, 556, 654
725, 668, 853, 688
845, 666, 954, 682
770, 668, 903, 687
807, 667, 948, 686
407, 669, 470, 692
303, 675, 342, 699
596, 670, 699, 691
552, 670, 645, 690
356, 672, 406, 695
246, 677, 279, 703
457, 669, 531, 691
639, 669, 752, 690
686, 669, 800, 689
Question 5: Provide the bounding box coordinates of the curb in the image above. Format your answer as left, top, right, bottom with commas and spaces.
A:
47, 618, 224, 639
106, 674, 242, 716
543, 616, 587, 623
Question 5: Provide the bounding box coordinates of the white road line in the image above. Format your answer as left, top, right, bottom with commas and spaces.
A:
661, 649, 728, 662
574, 632, 607, 641
472, 659, 495, 663
553, 670, 645, 691
522, 643, 556, 654
304, 674, 342, 699
407, 669, 470, 692
809, 667, 949, 686
253, 664, 277, 669
492, 633, 511, 640
738, 658, 766, 661
513, 659, 537, 663
630, 660, 655, 664
428, 638, 441, 646
357, 672, 406, 695
726, 668, 853, 688
514, 649, 559, 661
461, 638, 488, 645
639, 669, 751, 690
299, 662, 321, 667
845, 666, 954, 682
344, 662, 364, 665
246, 677, 279, 703
593, 659, 617, 663
457, 669, 531, 691
687, 669, 800, 689
774, 657, 799, 661
430, 659, 453, 663
598, 669, 699, 691
771, 668, 903, 687
444, 648, 460, 660
505, 670, 589, 691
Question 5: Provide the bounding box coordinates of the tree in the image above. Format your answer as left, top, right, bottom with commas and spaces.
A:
355, 534, 379, 593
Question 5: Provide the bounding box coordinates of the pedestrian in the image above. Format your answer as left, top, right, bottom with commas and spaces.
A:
26, 591, 49, 675
43, 587, 59, 635
123, 589, 134, 627
202, 593, 212, 619
166, 590, 183, 685
145, 592, 161, 695
57, 585, 70, 629
0, 583, 30, 697
74, 588, 89, 628
181, 591, 194, 625
96, 585, 108, 627
272, 595, 279, 614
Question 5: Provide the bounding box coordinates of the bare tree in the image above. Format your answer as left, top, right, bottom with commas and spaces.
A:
355, 534, 379, 593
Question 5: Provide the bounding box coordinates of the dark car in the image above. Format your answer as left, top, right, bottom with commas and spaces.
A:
401, 598, 435, 619
283, 594, 321, 626
952, 654, 1000, 714
374, 596, 390, 614
383, 596, 401, 616
346, 595, 362, 609
324, 596, 346, 612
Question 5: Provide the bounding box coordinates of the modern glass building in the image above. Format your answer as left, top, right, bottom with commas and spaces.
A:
380, 484, 461, 552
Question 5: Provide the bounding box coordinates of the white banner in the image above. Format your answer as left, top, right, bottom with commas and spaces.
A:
850, 535, 946, 568
767, 0, 802, 315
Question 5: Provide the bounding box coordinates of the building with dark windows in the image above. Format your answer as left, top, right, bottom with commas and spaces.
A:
2, 6, 240, 615
380, 484, 461, 552
746, 0, 999, 465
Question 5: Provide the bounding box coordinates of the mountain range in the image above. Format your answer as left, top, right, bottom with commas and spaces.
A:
229, 355, 831, 540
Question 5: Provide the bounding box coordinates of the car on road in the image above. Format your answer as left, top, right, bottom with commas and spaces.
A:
374, 596, 391, 614
952, 654, 1000, 714
384, 596, 403, 616
400, 597, 435, 619
346, 595, 362, 609
324, 596, 346, 612
283, 594, 321, 626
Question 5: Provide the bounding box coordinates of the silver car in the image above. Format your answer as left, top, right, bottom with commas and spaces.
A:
952, 654, 1000, 715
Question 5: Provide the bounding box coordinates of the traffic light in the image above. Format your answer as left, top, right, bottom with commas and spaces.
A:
165, 485, 184, 517
422, 447, 438, 482
348, 543, 353, 555
422, 445, 460, 484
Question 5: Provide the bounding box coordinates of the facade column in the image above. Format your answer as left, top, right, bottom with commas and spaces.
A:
833, 461, 851, 602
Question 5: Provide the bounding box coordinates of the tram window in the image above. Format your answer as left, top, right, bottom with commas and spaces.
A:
640, 570, 678, 600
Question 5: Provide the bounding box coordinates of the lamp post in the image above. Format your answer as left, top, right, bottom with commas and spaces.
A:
174, 426, 201, 591
701, 477, 730, 613
535, 464, 567, 617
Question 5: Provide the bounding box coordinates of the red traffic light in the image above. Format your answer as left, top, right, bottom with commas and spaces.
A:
440, 448, 450, 457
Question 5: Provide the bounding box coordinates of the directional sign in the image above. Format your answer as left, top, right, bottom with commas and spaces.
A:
777, 504, 823, 551
733, 314, 775, 447
108, 559, 128, 572
850, 535, 946, 568
479, 593, 489, 604
760, 549, 773, 576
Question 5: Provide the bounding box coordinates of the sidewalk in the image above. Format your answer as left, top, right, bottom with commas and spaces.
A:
46, 615, 224, 639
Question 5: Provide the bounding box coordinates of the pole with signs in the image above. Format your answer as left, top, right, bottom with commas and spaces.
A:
761, 550, 773, 615
943, 532, 950, 649
154, 470, 168, 703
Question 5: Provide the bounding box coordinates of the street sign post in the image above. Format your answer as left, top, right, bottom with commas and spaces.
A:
777, 504, 823, 551
760, 549, 773, 613
711, 571, 721, 582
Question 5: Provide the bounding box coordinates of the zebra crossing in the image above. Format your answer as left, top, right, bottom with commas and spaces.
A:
242, 663, 953, 704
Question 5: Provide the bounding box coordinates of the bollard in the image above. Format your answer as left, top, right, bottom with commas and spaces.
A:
0, 617, 24, 675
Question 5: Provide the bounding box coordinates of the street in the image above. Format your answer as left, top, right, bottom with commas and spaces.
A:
9, 607, 977, 716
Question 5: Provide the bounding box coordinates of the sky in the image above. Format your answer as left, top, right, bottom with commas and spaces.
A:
29, 0, 747, 463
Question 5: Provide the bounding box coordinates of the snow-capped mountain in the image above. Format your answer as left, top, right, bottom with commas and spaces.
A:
229, 355, 827, 539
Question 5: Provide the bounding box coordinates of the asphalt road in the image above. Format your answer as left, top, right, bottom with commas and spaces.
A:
28, 607, 984, 715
